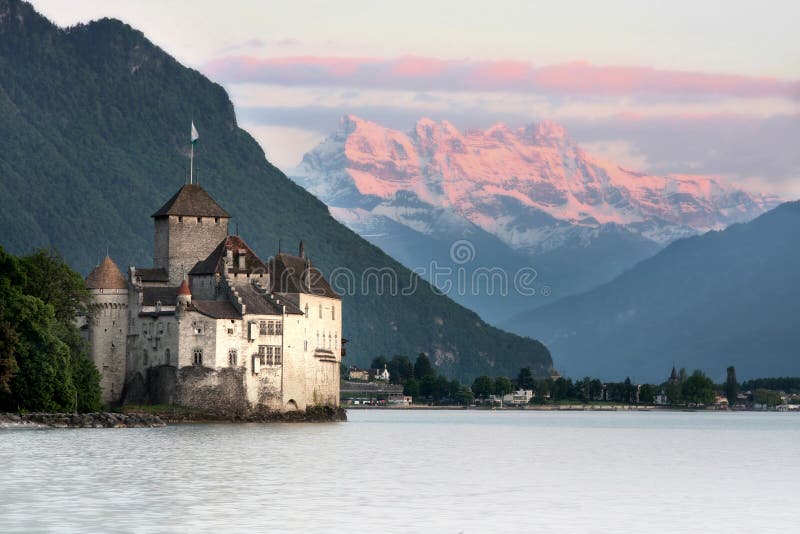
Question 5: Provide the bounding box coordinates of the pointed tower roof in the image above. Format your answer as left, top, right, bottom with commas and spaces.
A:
85, 256, 127, 289
177, 278, 192, 296
152, 184, 230, 218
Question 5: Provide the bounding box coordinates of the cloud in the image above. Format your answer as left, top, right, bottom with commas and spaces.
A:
206, 55, 800, 100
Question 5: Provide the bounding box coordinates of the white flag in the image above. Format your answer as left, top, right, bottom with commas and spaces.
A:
191, 122, 199, 145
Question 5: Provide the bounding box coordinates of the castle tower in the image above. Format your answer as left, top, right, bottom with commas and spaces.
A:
85, 255, 129, 405
152, 184, 230, 285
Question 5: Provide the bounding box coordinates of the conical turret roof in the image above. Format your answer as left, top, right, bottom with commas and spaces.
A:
152, 184, 230, 218
86, 256, 127, 289
177, 278, 192, 296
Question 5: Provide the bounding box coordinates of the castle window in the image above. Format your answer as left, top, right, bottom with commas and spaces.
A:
178, 216, 183, 223
215, 217, 220, 224
158, 322, 164, 335
265, 346, 274, 366
197, 217, 202, 223
144, 350, 149, 366
273, 347, 282, 366
319, 304, 322, 319
332, 306, 335, 320
228, 349, 237, 366
165, 348, 171, 365
275, 321, 283, 335
304, 304, 309, 318
259, 320, 267, 336
267, 321, 275, 336
304, 339, 308, 352
193, 348, 203, 366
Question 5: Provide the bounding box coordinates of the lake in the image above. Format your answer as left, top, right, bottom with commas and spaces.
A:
1, 410, 798, 533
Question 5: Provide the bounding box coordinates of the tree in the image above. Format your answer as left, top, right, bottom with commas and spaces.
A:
682, 370, 715, 406
403, 378, 420, 399
725, 366, 738, 407
419, 374, 438, 399
0, 247, 101, 413
494, 376, 514, 396
753, 388, 782, 407
370, 356, 387, 370
454, 386, 474, 405
472, 375, 494, 399
413, 353, 435, 380
639, 384, 656, 404
517, 367, 534, 390
387, 355, 413, 385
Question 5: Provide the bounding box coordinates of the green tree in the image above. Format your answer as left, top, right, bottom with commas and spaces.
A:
370, 356, 387, 370
682, 370, 715, 406
725, 366, 738, 407
639, 384, 656, 404
454, 386, 474, 405
403, 378, 420, 399
472, 375, 494, 399
517, 367, 534, 389
494, 376, 514, 396
0, 247, 101, 412
387, 355, 413, 385
753, 388, 782, 407
413, 353, 435, 380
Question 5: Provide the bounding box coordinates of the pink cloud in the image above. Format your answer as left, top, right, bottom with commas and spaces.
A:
205, 55, 800, 99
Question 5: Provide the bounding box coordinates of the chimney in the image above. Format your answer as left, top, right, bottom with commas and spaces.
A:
299, 240, 305, 259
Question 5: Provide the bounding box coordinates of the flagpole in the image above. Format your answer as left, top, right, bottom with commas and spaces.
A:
190, 141, 194, 185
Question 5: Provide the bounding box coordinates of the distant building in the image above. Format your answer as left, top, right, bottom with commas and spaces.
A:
502, 389, 533, 405
372, 365, 390, 382
347, 367, 370, 381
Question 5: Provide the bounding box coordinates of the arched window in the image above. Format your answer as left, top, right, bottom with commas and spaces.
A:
228, 349, 237, 366
193, 348, 203, 366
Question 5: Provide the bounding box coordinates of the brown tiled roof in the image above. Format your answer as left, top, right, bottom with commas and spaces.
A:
85, 256, 127, 289
192, 300, 242, 319
190, 235, 268, 276
270, 253, 340, 299
152, 184, 230, 218
142, 287, 179, 307
134, 268, 168, 282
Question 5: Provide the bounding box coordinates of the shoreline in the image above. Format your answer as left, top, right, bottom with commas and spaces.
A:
345, 404, 789, 412
1, 405, 347, 429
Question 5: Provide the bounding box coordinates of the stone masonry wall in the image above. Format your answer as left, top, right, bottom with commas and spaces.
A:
154, 216, 229, 285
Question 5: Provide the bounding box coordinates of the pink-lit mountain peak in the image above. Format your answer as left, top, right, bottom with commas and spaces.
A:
301, 115, 775, 246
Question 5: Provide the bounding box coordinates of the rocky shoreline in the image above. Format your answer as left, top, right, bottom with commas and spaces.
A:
1, 405, 347, 429
144, 405, 348, 424
0, 412, 166, 429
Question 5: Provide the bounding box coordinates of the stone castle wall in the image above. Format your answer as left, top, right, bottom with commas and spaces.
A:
154, 216, 229, 285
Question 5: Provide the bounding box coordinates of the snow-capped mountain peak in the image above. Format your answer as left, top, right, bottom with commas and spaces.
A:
296, 115, 777, 252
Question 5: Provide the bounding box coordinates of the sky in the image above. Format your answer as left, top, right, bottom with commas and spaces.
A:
35, 0, 800, 197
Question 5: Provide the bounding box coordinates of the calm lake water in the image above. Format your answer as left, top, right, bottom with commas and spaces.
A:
2, 410, 799, 533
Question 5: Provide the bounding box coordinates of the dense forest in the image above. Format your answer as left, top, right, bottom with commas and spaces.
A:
0, 0, 552, 382
0, 247, 101, 412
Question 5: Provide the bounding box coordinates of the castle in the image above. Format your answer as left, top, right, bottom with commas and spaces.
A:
83, 184, 342, 414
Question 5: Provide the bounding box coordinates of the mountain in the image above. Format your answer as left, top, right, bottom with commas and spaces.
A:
0, 0, 552, 382
502, 201, 800, 382
295, 115, 776, 323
